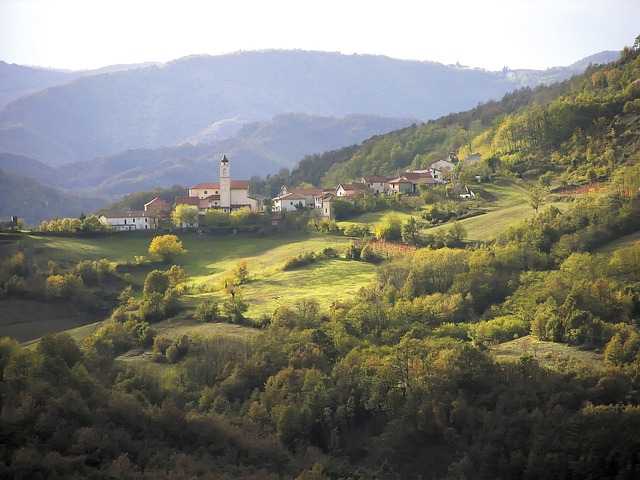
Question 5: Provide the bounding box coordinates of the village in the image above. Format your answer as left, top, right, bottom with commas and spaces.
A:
98, 153, 478, 231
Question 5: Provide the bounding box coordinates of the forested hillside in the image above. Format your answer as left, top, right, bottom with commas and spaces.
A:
0, 50, 614, 166
273, 42, 639, 189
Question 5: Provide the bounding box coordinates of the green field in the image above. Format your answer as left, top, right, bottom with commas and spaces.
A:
1, 232, 376, 342
491, 335, 604, 370
425, 180, 569, 241
337, 209, 416, 230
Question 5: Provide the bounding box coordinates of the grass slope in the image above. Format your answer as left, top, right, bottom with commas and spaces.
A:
491, 335, 604, 370
1, 232, 376, 342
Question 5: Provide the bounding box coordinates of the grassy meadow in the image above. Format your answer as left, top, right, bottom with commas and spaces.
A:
0, 231, 376, 342
491, 335, 604, 371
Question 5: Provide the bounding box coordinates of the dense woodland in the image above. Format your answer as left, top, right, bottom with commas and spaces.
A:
1, 38, 640, 479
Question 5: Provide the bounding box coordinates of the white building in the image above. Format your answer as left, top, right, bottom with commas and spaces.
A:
185, 155, 261, 212
272, 192, 310, 212
99, 211, 159, 231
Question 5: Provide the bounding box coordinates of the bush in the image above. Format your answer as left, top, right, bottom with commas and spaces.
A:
345, 242, 361, 260
283, 252, 317, 271
46, 273, 84, 299
470, 315, 529, 346
320, 247, 338, 258
195, 299, 220, 323
360, 244, 382, 263
374, 216, 402, 241
343, 223, 370, 237
148, 235, 185, 263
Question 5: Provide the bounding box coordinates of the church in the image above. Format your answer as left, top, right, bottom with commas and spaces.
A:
177, 154, 262, 213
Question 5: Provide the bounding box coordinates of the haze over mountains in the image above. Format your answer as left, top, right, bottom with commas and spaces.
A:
0, 48, 620, 222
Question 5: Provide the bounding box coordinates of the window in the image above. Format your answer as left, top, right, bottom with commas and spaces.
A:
204, 190, 208, 194
124, 219, 127, 224
132, 218, 136, 222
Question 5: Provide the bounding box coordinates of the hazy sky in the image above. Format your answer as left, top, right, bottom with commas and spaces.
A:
1, 0, 638, 71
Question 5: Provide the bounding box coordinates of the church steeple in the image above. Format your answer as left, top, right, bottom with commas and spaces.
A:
219, 153, 231, 211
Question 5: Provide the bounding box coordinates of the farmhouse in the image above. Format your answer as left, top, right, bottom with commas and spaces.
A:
181, 155, 261, 213
99, 211, 159, 231
336, 183, 368, 197
272, 192, 309, 212
144, 196, 171, 216
361, 175, 390, 194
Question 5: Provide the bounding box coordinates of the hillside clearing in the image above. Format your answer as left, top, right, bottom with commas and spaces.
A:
491, 335, 604, 370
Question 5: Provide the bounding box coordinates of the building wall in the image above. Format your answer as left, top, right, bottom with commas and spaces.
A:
389, 182, 413, 194
189, 187, 220, 199
100, 216, 157, 231
367, 182, 387, 194
274, 198, 306, 212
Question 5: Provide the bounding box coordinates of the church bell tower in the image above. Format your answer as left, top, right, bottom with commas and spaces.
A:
219, 154, 231, 211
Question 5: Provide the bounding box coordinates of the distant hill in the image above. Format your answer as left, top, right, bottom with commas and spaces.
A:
0, 60, 157, 111
506, 50, 619, 87
0, 169, 104, 225
54, 113, 415, 196
273, 49, 638, 190
0, 152, 61, 185
0, 50, 521, 164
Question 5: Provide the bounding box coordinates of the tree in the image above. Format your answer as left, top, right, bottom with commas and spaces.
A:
401, 217, 420, 245
148, 235, 185, 263
143, 270, 169, 295
374, 215, 402, 241
171, 205, 199, 229
528, 186, 546, 213
222, 286, 248, 323
233, 261, 249, 285
445, 222, 467, 247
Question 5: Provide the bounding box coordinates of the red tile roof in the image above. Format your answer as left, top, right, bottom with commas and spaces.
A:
362, 175, 390, 183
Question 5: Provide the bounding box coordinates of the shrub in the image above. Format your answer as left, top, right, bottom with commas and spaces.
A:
320, 247, 338, 258
46, 274, 84, 299
374, 216, 402, 241
470, 315, 529, 346
283, 252, 317, 271
345, 242, 361, 260
195, 299, 220, 323
360, 244, 382, 263
143, 270, 170, 295
148, 235, 185, 263
343, 223, 370, 237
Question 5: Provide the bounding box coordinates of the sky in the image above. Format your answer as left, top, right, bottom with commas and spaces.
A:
0, 0, 638, 71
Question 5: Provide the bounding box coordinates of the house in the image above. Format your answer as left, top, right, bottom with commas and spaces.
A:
336, 183, 368, 197
99, 211, 159, 231
0, 216, 19, 231
387, 171, 441, 194
429, 159, 456, 180
272, 192, 310, 212
144, 197, 171, 216
187, 155, 261, 213
387, 176, 415, 194
278, 186, 323, 209
360, 176, 389, 194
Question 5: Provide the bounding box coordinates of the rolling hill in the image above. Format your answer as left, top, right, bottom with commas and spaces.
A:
0, 168, 103, 224
0, 50, 616, 167
50, 113, 415, 196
